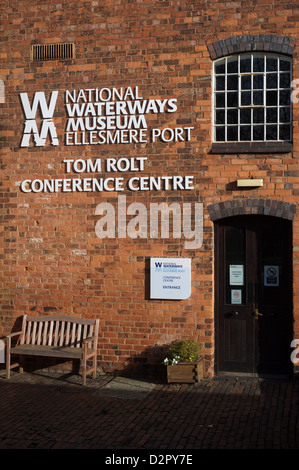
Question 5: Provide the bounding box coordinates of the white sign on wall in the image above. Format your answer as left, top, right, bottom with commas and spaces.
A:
150, 258, 191, 300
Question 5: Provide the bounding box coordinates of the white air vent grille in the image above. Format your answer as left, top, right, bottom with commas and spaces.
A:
31, 43, 74, 61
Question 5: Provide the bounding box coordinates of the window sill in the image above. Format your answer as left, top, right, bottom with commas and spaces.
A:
211, 142, 292, 154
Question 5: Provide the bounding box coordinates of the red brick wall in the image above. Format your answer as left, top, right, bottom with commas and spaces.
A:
0, 0, 298, 376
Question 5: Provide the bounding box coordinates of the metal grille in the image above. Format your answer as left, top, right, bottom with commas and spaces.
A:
31, 43, 74, 61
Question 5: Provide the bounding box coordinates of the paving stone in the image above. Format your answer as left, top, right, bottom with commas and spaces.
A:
0, 372, 298, 450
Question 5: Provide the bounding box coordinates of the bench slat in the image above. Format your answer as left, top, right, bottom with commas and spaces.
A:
83, 324, 87, 341
10, 344, 91, 359
71, 322, 76, 346
48, 321, 54, 346
88, 325, 93, 348
54, 321, 59, 346
25, 321, 32, 344
65, 322, 71, 346
36, 322, 43, 345
59, 321, 65, 346
77, 324, 82, 348
42, 321, 48, 345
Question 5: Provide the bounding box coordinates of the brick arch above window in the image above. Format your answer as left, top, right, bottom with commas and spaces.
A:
207, 199, 296, 221
207, 34, 296, 61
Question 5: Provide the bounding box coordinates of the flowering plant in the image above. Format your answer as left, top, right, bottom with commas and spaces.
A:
163, 355, 180, 366
163, 339, 202, 365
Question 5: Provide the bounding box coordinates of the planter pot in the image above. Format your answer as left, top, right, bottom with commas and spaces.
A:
166, 357, 204, 383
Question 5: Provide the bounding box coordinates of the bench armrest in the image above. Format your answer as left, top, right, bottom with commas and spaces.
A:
82, 335, 97, 344
70, 335, 97, 347
5, 330, 23, 354
5, 331, 23, 339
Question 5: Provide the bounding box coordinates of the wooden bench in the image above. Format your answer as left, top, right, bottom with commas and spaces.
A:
5, 315, 99, 386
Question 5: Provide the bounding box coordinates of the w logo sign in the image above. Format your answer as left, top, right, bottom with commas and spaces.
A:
20, 91, 59, 147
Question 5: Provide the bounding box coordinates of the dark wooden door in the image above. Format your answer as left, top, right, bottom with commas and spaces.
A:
215, 215, 293, 376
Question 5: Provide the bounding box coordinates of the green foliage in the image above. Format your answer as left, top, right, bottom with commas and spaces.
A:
168, 339, 202, 363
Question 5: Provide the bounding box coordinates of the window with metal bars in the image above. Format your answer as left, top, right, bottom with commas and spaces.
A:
31, 43, 74, 61
213, 53, 292, 143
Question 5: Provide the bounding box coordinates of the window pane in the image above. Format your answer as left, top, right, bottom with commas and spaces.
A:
280, 59, 291, 71
225, 227, 246, 305
215, 110, 225, 124
227, 75, 238, 90
253, 125, 264, 140
216, 76, 225, 90
216, 126, 225, 141
227, 109, 238, 124
266, 57, 278, 71
227, 58, 238, 73
215, 59, 225, 74
227, 92, 238, 107
253, 75, 263, 89
240, 108, 251, 124
216, 92, 225, 108
266, 90, 277, 106
279, 89, 290, 105
240, 56, 251, 73
266, 73, 278, 89
241, 91, 251, 106
253, 56, 264, 72
280, 73, 290, 89
266, 108, 277, 123
279, 124, 291, 141
279, 107, 290, 123
227, 126, 238, 141
253, 108, 264, 123
253, 91, 263, 105
241, 75, 251, 90
266, 125, 277, 140
240, 125, 251, 140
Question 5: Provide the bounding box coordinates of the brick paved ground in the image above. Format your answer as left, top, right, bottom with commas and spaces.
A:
0, 371, 298, 450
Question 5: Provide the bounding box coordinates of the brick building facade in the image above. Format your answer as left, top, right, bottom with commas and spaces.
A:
1, 0, 298, 378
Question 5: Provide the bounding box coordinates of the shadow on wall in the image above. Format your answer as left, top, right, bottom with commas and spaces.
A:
120, 345, 171, 382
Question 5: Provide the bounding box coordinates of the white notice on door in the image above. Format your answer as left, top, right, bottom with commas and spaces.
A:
264, 265, 279, 286
229, 265, 244, 286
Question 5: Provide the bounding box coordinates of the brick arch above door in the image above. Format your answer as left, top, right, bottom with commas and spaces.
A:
207, 199, 296, 221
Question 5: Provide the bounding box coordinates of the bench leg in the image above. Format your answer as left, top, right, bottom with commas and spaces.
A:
19, 355, 24, 374
92, 353, 96, 379
6, 342, 10, 379
81, 357, 87, 386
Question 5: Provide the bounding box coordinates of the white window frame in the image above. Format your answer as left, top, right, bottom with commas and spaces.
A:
212, 53, 292, 143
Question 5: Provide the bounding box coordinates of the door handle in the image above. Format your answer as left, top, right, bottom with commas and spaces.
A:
253, 307, 263, 319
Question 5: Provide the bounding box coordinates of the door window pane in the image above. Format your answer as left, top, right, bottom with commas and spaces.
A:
225, 227, 246, 305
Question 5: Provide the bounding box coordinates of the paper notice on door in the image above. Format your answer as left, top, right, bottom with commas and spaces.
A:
231, 289, 242, 304
229, 265, 244, 285
264, 265, 279, 286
